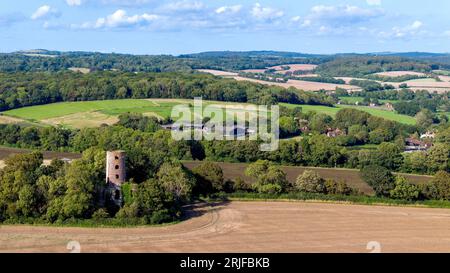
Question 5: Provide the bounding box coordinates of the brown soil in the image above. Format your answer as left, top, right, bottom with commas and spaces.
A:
197, 69, 238, 77
2, 201, 450, 253
0, 147, 81, 160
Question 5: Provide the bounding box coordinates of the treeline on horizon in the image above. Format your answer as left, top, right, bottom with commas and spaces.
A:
0, 71, 335, 112
1, 51, 450, 76
315, 56, 438, 77
0, 51, 324, 73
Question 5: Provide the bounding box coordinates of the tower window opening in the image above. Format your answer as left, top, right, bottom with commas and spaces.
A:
115, 165, 119, 170
116, 174, 119, 179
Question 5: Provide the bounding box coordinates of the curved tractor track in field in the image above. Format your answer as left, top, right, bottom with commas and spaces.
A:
2, 201, 450, 253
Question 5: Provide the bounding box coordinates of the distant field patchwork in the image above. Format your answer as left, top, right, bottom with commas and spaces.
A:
198, 69, 362, 91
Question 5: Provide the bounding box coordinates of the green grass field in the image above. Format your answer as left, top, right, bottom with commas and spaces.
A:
338, 105, 416, 125
433, 70, 450, 76
338, 97, 399, 104
2, 99, 417, 128
3, 99, 179, 120
346, 144, 380, 150
281, 103, 416, 125
1, 99, 269, 128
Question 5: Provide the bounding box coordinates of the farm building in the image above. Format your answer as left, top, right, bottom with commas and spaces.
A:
405, 138, 432, 152
326, 128, 346, 138
420, 131, 436, 139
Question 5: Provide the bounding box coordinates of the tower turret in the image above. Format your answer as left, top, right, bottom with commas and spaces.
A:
105, 151, 126, 206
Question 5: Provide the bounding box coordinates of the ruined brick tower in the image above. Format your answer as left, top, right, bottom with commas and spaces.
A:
106, 151, 126, 206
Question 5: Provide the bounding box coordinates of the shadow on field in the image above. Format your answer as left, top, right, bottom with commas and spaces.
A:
181, 200, 231, 221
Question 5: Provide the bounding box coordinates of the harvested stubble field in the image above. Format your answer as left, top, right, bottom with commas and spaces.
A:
401, 78, 450, 93
0, 146, 81, 161
2, 201, 450, 253
240, 64, 317, 75
198, 69, 361, 91
233, 76, 362, 92
183, 162, 432, 195
272, 64, 318, 74
197, 69, 238, 77
0, 147, 81, 168
374, 71, 427, 77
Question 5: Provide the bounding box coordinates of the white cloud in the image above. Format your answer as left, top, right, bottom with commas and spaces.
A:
31, 5, 60, 20
444, 30, 450, 37
290, 16, 312, 28
366, 0, 381, 6
380, 20, 425, 39
410, 20, 423, 30
308, 5, 384, 25
66, 0, 83, 6
301, 19, 312, 27
290, 16, 301, 22
162, 1, 205, 12
251, 3, 284, 21
215, 5, 242, 15
76, 9, 159, 29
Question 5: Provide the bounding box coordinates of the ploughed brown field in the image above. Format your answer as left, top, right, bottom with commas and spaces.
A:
2, 201, 450, 253
183, 162, 432, 195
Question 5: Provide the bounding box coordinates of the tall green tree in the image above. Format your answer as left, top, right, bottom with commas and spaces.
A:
360, 165, 395, 197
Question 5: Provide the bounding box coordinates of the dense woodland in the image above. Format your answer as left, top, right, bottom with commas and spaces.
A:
2, 51, 449, 75
315, 56, 436, 77
335, 88, 450, 117
1, 109, 449, 224
0, 71, 335, 112
1, 109, 448, 175
1, 51, 450, 224
0, 51, 326, 73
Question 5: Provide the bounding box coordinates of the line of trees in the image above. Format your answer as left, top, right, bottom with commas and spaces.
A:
0, 52, 325, 73
315, 56, 433, 77
0, 71, 334, 111
1, 109, 448, 176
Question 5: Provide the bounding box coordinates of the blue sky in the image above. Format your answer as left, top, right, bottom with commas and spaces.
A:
1, 0, 450, 55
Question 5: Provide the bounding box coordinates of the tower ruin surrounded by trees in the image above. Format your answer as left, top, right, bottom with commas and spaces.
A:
106, 150, 126, 206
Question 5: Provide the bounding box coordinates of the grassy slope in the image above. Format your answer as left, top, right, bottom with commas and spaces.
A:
338, 96, 399, 104
280, 103, 416, 125
3, 99, 416, 127
2, 99, 265, 120
2, 99, 176, 120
